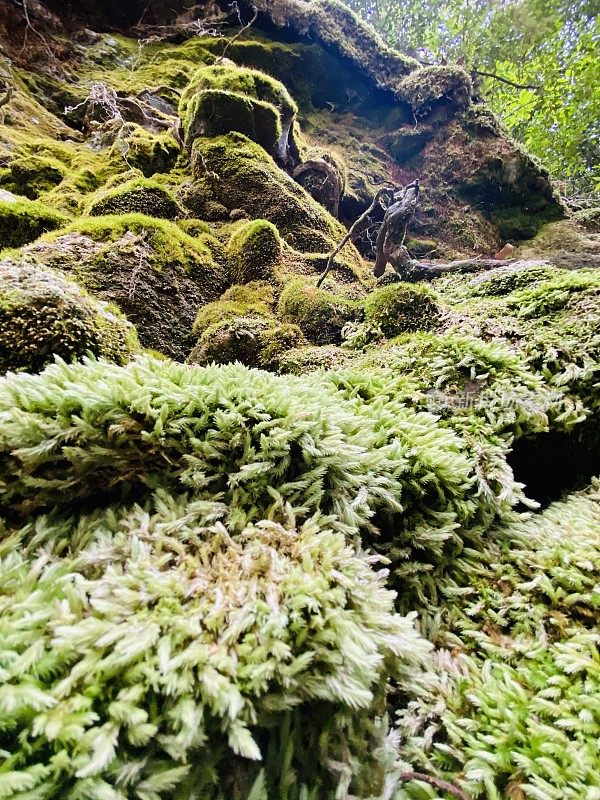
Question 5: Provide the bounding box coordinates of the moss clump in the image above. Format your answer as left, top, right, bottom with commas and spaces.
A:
193, 282, 274, 336
4, 154, 67, 199
183, 89, 282, 154
227, 219, 283, 283
180, 64, 297, 155
189, 315, 305, 368
187, 133, 363, 275
0, 261, 139, 372
573, 206, 600, 232
110, 124, 180, 177
467, 263, 556, 296
396, 66, 472, 116
177, 218, 212, 237
279, 278, 358, 344
85, 177, 184, 220
363, 283, 441, 338
397, 482, 600, 799
277, 343, 354, 374
0, 197, 69, 249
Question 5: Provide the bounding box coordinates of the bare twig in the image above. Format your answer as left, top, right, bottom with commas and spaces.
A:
473, 70, 540, 91
214, 4, 259, 65
316, 186, 394, 288
398, 771, 470, 800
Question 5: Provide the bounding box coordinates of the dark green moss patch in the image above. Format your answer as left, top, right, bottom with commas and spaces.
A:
0, 197, 69, 250
279, 278, 358, 344
363, 283, 441, 338
227, 219, 283, 283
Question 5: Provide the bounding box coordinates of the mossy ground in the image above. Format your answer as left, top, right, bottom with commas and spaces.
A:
0, 6, 596, 799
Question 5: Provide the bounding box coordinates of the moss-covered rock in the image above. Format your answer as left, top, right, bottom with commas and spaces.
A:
180, 64, 298, 159
396, 65, 473, 116
189, 314, 306, 368
0, 260, 139, 372
110, 124, 180, 177
17, 215, 229, 359
362, 282, 442, 338
187, 133, 364, 278
279, 278, 358, 344
85, 177, 184, 219
5, 154, 67, 199
193, 281, 275, 334
227, 219, 283, 283
0, 197, 69, 249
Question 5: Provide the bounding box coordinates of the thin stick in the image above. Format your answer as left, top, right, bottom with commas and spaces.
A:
316, 186, 393, 288
214, 5, 258, 65
398, 771, 470, 800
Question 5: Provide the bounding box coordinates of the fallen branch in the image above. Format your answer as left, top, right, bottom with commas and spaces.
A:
395, 257, 513, 281
398, 771, 470, 800
316, 186, 394, 288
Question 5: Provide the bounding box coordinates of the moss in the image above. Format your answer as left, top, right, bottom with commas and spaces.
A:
227, 219, 283, 283
183, 89, 282, 153
0, 197, 69, 249
85, 177, 184, 219
279, 278, 358, 344
189, 312, 306, 369
573, 206, 600, 232
110, 125, 180, 177
177, 218, 212, 237
362, 283, 442, 338
27, 215, 229, 359
488, 205, 541, 240
276, 343, 354, 374
5, 154, 68, 199
0, 260, 139, 373
467, 263, 557, 297
187, 133, 364, 277
54, 213, 214, 274
396, 66, 472, 116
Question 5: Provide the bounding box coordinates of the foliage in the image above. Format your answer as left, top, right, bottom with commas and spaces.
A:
0, 197, 69, 250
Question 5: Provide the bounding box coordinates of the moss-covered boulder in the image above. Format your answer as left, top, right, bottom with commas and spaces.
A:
189, 314, 306, 368
180, 64, 298, 160
193, 282, 275, 335
109, 123, 180, 177
4, 153, 67, 199
0, 260, 139, 372
279, 278, 358, 344
227, 219, 283, 283
0, 196, 69, 249
15, 215, 229, 359
186, 133, 363, 269
363, 282, 442, 337
85, 176, 184, 219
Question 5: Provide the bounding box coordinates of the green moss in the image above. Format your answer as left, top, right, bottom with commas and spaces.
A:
0, 261, 139, 373
85, 177, 184, 220
276, 343, 354, 374
29, 215, 229, 359
110, 125, 180, 177
573, 206, 600, 232
0, 197, 69, 250
227, 219, 283, 283
54, 213, 213, 274
467, 263, 556, 296
396, 65, 472, 115
279, 278, 358, 344
193, 295, 272, 336
363, 283, 441, 338
5, 154, 67, 199
187, 133, 364, 278
177, 218, 212, 237
189, 314, 306, 368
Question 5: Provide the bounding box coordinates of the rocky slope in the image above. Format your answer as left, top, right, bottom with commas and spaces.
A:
0, 1, 599, 799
